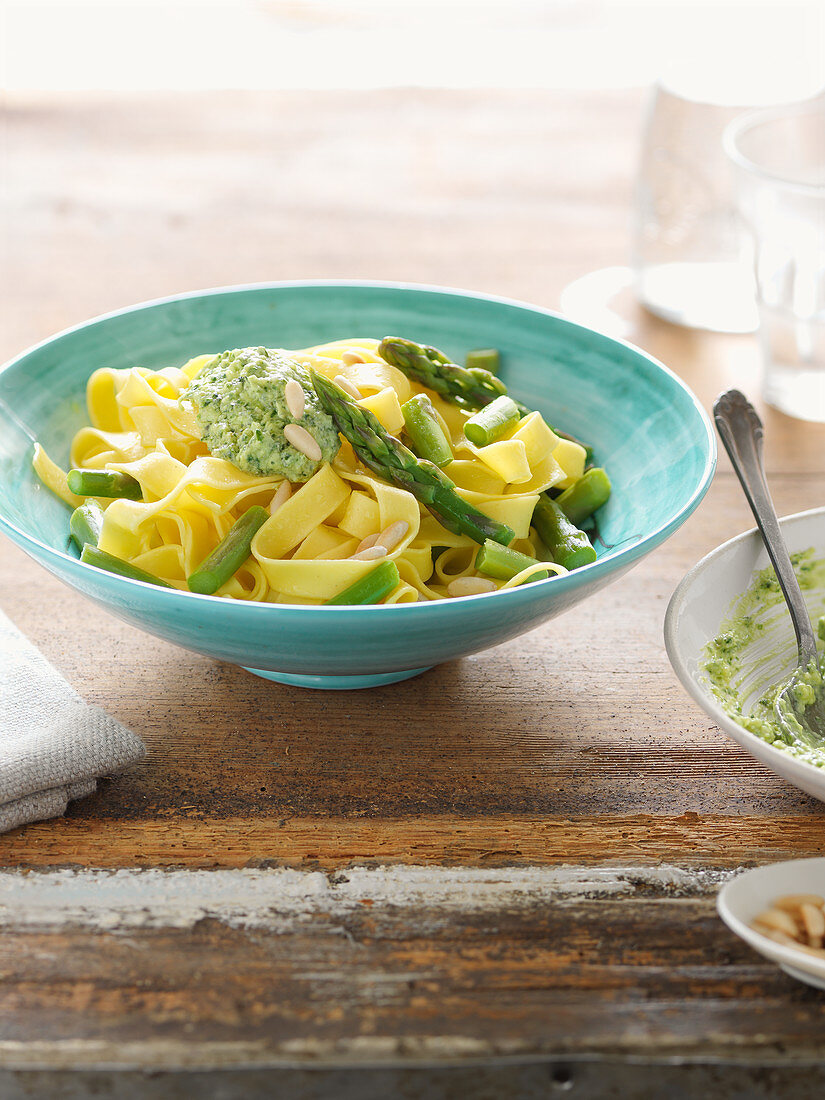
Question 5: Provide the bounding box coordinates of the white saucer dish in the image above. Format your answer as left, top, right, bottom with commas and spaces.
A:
718, 859, 825, 990
664, 506, 825, 804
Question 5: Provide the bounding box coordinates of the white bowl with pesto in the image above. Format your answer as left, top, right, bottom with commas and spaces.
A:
718, 859, 825, 990
665, 507, 825, 803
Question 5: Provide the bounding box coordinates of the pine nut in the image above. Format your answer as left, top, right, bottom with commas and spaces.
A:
334, 374, 362, 400
788, 940, 825, 958
753, 895, 825, 955
355, 532, 381, 554
375, 520, 409, 552
763, 930, 825, 957
753, 908, 800, 939
269, 481, 291, 515
283, 423, 322, 461
761, 929, 800, 947
774, 894, 825, 911
285, 379, 306, 418
349, 545, 388, 562
342, 351, 364, 366
447, 577, 497, 597
801, 902, 825, 942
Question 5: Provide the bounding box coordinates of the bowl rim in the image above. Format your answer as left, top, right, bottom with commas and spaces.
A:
0, 278, 717, 614
664, 504, 825, 784
717, 858, 825, 980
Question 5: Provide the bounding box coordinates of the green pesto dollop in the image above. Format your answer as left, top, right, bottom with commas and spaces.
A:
185, 347, 340, 481
701, 549, 825, 767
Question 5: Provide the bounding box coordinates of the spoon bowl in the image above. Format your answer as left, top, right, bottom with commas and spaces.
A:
775, 664, 825, 749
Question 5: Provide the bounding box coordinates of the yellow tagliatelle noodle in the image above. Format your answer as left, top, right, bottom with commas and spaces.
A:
34, 337, 594, 604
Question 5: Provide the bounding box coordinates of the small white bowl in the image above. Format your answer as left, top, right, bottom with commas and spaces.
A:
664, 506, 825, 804
718, 859, 825, 990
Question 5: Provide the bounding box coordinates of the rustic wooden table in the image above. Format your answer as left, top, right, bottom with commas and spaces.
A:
2, 89, 825, 1099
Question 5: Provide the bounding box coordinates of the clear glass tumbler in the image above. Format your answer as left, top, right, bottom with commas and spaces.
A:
725, 102, 825, 421
632, 82, 760, 333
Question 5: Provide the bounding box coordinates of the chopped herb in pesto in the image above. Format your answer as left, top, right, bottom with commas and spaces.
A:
701, 549, 825, 768
184, 347, 340, 481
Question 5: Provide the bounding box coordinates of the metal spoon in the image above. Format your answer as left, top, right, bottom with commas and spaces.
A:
714, 388, 825, 747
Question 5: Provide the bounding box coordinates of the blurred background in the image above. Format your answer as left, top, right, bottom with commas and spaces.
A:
3, 0, 823, 94
1, 0, 823, 358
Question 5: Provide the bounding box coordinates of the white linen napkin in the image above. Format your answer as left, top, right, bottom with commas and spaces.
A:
0, 607, 145, 832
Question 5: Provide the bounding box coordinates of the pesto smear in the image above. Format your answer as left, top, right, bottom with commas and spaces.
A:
702, 548, 825, 768
184, 347, 340, 481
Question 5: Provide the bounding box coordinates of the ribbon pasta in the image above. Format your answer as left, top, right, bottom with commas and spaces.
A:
39, 338, 585, 603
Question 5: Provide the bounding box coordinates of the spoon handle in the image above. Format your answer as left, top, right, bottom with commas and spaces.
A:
713, 389, 818, 665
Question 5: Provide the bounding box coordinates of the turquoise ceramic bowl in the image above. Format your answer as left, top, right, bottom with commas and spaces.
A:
0, 282, 715, 689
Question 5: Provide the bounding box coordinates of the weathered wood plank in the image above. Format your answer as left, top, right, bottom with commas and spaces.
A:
1, 814, 823, 871
4, 1061, 825, 1100
0, 867, 822, 1067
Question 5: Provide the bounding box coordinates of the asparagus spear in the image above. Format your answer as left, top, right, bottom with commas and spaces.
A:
378, 336, 527, 414
464, 396, 521, 447
555, 467, 611, 525
311, 370, 514, 547
188, 505, 270, 595
67, 468, 142, 500
80, 545, 173, 587
532, 496, 596, 571
326, 559, 400, 605
475, 539, 549, 583
401, 393, 453, 467
70, 499, 105, 550
378, 336, 595, 456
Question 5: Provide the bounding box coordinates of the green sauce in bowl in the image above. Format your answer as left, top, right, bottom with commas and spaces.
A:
703, 549, 825, 767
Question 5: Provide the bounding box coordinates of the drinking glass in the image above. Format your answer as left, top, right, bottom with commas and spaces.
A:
725, 103, 825, 421
632, 82, 758, 333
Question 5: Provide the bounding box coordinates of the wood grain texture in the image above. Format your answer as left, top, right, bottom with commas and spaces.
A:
0, 866, 821, 1068
2, 88, 825, 1078
0, 883, 823, 1067
1, 815, 824, 872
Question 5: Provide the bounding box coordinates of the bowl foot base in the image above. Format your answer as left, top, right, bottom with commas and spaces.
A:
242, 666, 433, 690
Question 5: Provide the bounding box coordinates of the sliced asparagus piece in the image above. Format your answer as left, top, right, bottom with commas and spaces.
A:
465, 348, 500, 374
70, 499, 105, 550
463, 395, 521, 447
67, 468, 143, 500
401, 393, 454, 467
556, 467, 611, 525
475, 539, 549, 583
80, 545, 173, 587
532, 496, 596, 571
311, 370, 514, 547
326, 559, 400, 605
187, 505, 270, 595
